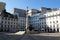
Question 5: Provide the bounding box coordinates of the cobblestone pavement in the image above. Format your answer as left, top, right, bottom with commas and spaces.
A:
0, 33, 60, 40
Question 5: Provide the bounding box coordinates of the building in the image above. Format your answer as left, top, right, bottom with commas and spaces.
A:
29, 13, 40, 31
44, 10, 60, 32
11, 8, 26, 31
0, 9, 18, 32
0, 2, 60, 33
29, 8, 60, 32
10, 7, 60, 33
40, 7, 59, 13
0, 2, 19, 32
0, 2, 6, 12
28, 9, 40, 16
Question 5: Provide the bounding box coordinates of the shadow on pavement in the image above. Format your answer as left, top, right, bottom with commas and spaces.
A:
0, 33, 60, 40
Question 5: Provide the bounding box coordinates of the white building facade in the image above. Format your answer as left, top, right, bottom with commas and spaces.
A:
29, 9, 60, 32
0, 10, 18, 32
44, 10, 60, 32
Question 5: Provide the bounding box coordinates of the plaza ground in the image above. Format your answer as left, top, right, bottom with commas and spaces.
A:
0, 32, 60, 40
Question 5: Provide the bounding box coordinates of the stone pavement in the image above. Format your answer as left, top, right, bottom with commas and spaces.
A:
0, 32, 60, 40
32, 33, 60, 36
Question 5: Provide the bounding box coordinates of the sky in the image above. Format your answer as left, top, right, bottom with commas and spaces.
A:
0, 0, 60, 12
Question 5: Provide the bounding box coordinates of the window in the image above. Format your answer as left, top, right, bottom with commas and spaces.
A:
42, 26, 44, 28
11, 25, 12, 27
2, 17, 3, 19
14, 23, 15, 24
44, 22, 46, 24
53, 21, 55, 23
50, 21, 52, 23
53, 25, 55, 28
56, 21, 58, 23
2, 21, 3, 23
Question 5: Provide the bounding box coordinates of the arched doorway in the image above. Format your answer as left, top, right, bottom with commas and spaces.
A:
53, 29, 55, 32
57, 28, 59, 32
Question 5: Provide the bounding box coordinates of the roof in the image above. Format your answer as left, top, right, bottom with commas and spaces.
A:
1, 10, 18, 19
13, 8, 26, 17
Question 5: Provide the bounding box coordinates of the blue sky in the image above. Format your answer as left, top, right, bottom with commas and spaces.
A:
0, 0, 60, 12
